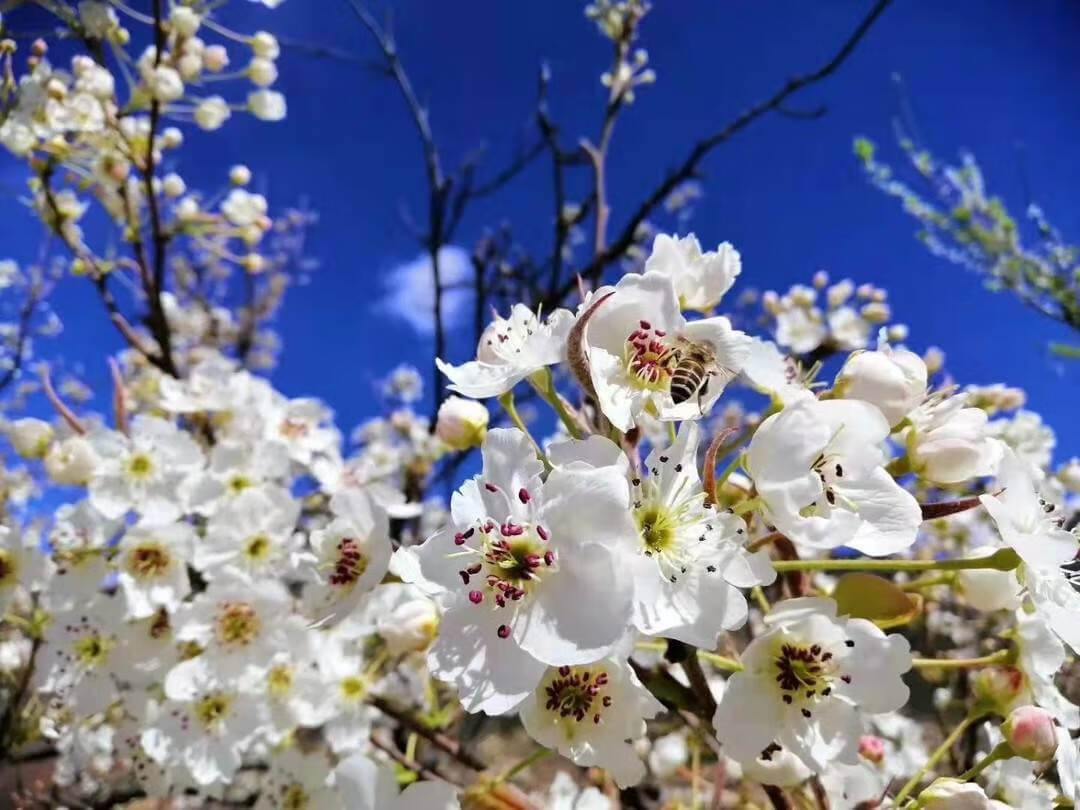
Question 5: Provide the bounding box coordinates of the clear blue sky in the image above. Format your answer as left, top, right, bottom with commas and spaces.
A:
4, 0, 1078, 459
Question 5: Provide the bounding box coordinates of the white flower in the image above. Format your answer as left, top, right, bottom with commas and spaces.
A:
907, 392, 1003, 484
36, 597, 126, 716
580, 272, 750, 431
256, 749, 339, 810
168, 573, 297, 681
264, 396, 339, 465
6, 417, 54, 458
44, 435, 97, 489
643, 233, 741, 311
221, 188, 268, 228
248, 89, 287, 121
195, 96, 231, 130
834, 338, 927, 427
1015, 610, 1080, 729
746, 398, 921, 555
183, 439, 291, 517
87, 416, 203, 525
78, 1, 119, 38
713, 597, 911, 773
827, 306, 870, 350
409, 428, 636, 713
980, 449, 1077, 571
148, 66, 184, 101
375, 592, 440, 655
775, 307, 826, 354
251, 31, 282, 59
555, 423, 773, 647
248, 57, 278, 87
739, 338, 813, 407
196, 488, 300, 581
300, 489, 391, 623
334, 753, 460, 810
146, 657, 264, 787
435, 396, 489, 451
919, 778, 1011, 810
170, 5, 201, 37
115, 522, 194, 619
544, 771, 612, 810
309, 640, 379, 754
990, 409, 1055, 475
436, 305, 573, 398
518, 656, 663, 787
956, 545, 1022, 612
648, 732, 688, 779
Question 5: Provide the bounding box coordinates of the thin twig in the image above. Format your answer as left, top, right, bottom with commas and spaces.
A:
368, 694, 487, 772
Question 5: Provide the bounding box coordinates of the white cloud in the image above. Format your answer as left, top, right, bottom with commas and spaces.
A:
375, 245, 472, 336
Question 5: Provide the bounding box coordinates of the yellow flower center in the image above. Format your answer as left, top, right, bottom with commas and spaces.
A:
215, 601, 260, 647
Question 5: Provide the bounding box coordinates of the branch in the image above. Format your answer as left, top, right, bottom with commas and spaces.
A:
0, 279, 43, 395
368, 694, 487, 772
552, 0, 894, 304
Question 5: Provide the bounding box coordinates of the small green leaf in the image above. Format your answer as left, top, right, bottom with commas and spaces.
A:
833, 573, 922, 628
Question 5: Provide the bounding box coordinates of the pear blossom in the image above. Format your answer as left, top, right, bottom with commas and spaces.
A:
299, 488, 391, 622
437, 304, 573, 398
980, 448, 1077, 570
87, 415, 203, 525
648, 732, 689, 779
195, 488, 301, 581
555, 422, 773, 647
409, 428, 636, 713
775, 306, 827, 354
36, 597, 126, 716
746, 398, 921, 555
306, 638, 379, 754
1014, 610, 1080, 729
579, 271, 751, 430
918, 778, 1010, 810
6, 417, 54, 458
146, 657, 264, 787
956, 544, 1023, 612
256, 749, 340, 810
115, 522, 195, 619
713, 597, 911, 773
0, 527, 24, 612
196, 96, 231, 130
183, 439, 292, 517
834, 337, 927, 427
435, 395, 489, 450
643, 232, 741, 311
907, 392, 1003, 484
519, 656, 663, 787
44, 501, 117, 604
334, 753, 460, 810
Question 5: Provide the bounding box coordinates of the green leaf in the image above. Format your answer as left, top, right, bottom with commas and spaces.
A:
833, 573, 922, 629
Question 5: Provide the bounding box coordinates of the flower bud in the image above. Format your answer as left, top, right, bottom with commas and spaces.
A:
169, 6, 201, 37
376, 598, 438, 655
203, 44, 229, 73
195, 96, 230, 131
834, 343, 927, 427
230, 165, 252, 186
858, 735, 885, 765
248, 89, 286, 121
435, 396, 488, 451
1058, 458, 1080, 494
161, 173, 186, 198
1002, 705, 1058, 761
250, 31, 280, 59
247, 57, 278, 87
971, 666, 1025, 714
148, 65, 184, 101
920, 778, 997, 809
44, 435, 97, 485
160, 127, 183, 148
7, 418, 54, 458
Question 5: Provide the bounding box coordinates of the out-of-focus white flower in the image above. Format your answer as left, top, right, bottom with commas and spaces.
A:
195, 96, 230, 130
148, 65, 184, 101
251, 31, 282, 58
6, 417, 54, 458
221, 188, 268, 228
919, 778, 1009, 810
648, 732, 688, 778
78, 1, 119, 38
334, 753, 460, 809
956, 545, 1022, 612
643, 233, 741, 311
435, 396, 488, 451
248, 89, 286, 121
169, 6, 201, 37
990, 409, 1055, 475
247, 57, 278, 87
907, 393, 1003, 484
775, 306, 827, 355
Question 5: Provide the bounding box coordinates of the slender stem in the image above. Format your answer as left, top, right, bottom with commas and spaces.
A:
497, 391, 550, 470
697, 650, 742, 672
750, 585, 771, 614
901, 573, 955, 591
959, 741, 1012, 782
732, 497, 761, 516
894, 712, 986, 805
528, 370, 583, 440
911, 649, 1014, 670
713, 451, 743, 494
497, 747, 552, 783
773, 549, 1021, 574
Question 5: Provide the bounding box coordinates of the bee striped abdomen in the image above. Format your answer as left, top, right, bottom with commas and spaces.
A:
670, 361, 707, 404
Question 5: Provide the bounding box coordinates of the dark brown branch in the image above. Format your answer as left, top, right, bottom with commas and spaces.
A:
0, 280, 42, 394
550, 0, 894, 305
368, 695, 487, 772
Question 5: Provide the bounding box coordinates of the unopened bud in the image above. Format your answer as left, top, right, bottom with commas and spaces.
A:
229, 164, 252, 186
858, 735, 885, 765
919, 778, 996, 809
1002, 705, 1057, 761
436, 396, 488, 451
7, 418, 54, 459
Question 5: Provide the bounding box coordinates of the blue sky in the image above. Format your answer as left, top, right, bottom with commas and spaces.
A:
3, 0, 1078, 459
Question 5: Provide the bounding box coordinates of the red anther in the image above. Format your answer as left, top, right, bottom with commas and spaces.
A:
453, 533, 466, 546
518, 488, 531, 503
484, 482, 499, 492
543, 550, 556, 566
466, 563, 482, 575
536, 525, 549, 541
459, 570, 470, 585
468, 590, 483, 604
497, 624, 511, 639
501, 522, 524, 536
640, 320, 651, 329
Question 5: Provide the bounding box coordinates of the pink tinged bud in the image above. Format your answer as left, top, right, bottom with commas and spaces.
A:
1003, 706, 1058, 761
858, 735, 885, 765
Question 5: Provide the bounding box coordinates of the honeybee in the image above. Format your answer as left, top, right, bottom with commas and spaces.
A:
668, 337, 733, 410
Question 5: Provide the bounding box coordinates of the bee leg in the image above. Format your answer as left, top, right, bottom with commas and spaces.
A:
696, 375, 712, 416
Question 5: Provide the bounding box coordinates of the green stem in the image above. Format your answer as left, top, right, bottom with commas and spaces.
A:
497, 747, 552, 783
697, 650, 743, 672
902, 573, 955, 591
911, 649, 1014, 670
712, 451, 743, 495
772, 549, 1021, 575
497, 391, 551, 471
732, 496, 761, 516
894, 712, 987, 805
528, 369, 584, 440
959, 741, 1012, 782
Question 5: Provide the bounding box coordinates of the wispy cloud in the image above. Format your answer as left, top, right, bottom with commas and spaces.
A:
375, 246, 472, 336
